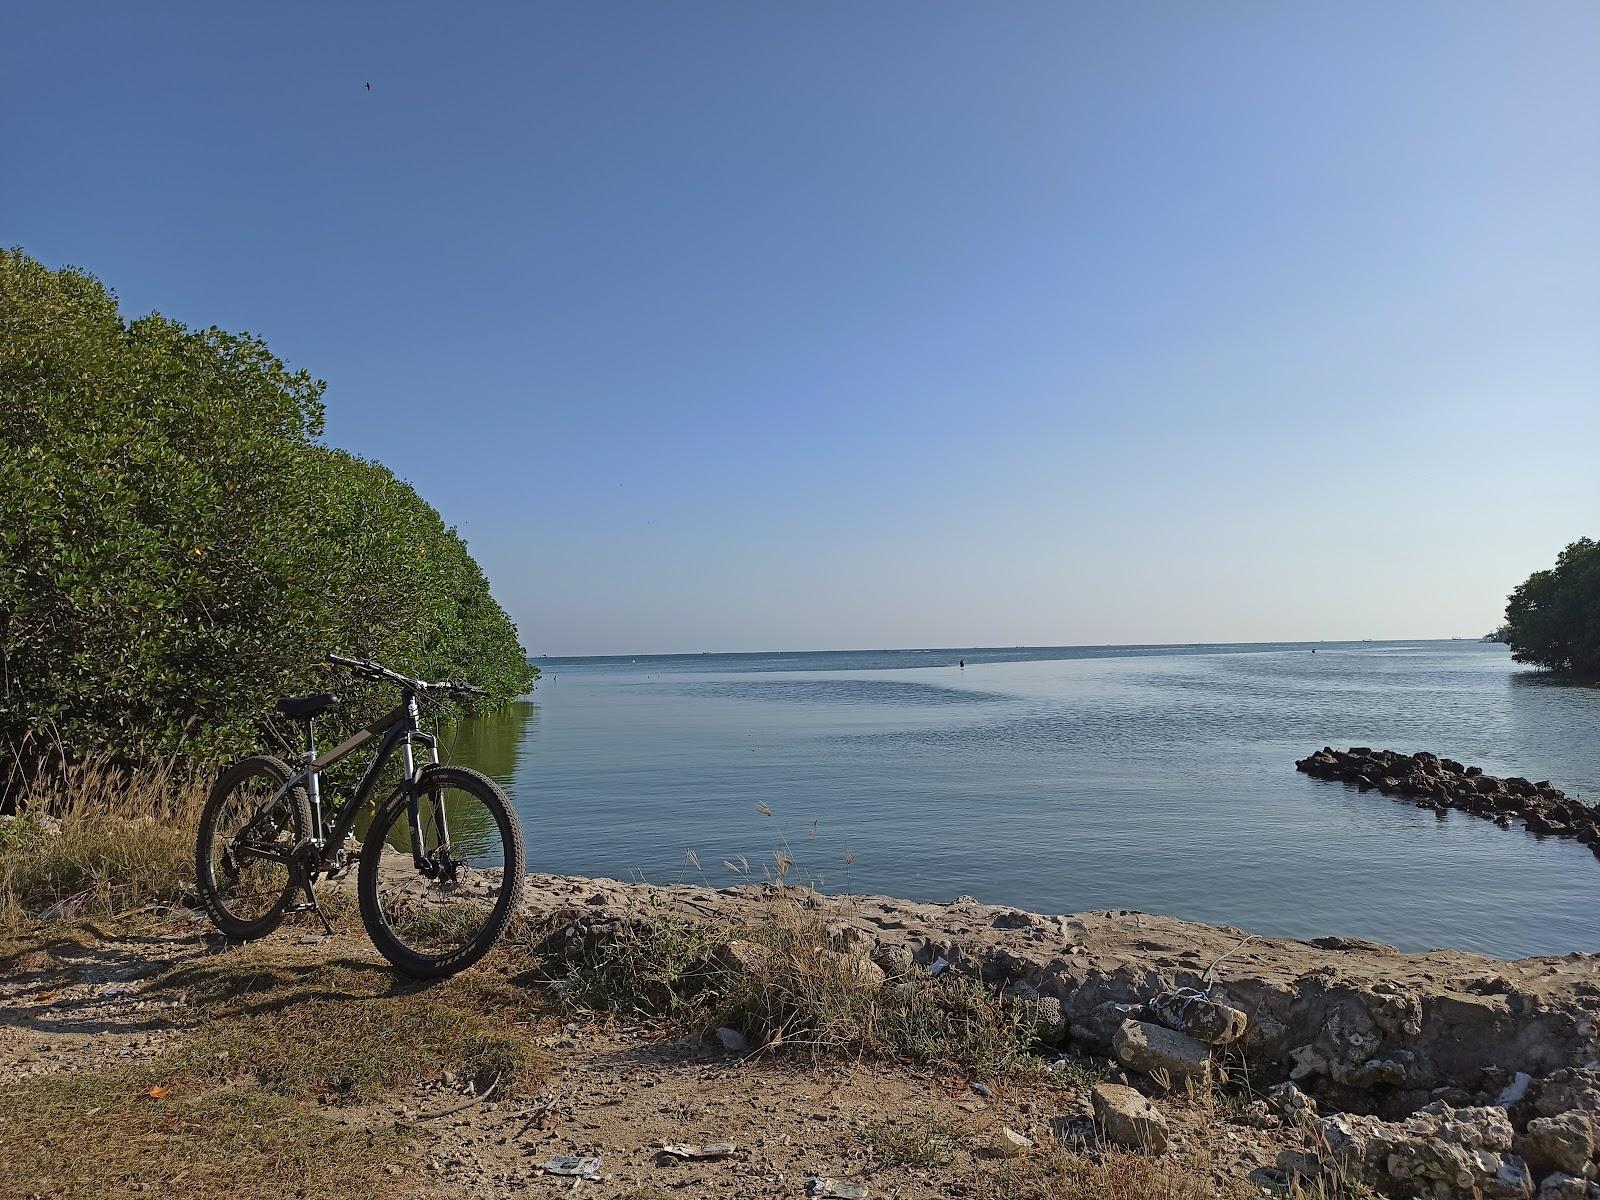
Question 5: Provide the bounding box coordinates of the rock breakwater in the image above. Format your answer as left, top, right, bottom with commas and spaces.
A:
1296, 748, 1600, 858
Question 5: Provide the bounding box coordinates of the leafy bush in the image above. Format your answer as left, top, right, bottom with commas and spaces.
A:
0, 248, 536, 782
1504, 538, 1600, 678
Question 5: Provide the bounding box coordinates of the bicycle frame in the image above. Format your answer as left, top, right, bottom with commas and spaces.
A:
238, 691, 447, 873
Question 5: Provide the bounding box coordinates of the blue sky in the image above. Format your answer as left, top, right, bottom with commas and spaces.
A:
6, 3, 1597, 654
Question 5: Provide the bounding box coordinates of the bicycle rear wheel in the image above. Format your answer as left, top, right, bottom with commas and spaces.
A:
356, 765, 525, 977
195, 755, 310, 940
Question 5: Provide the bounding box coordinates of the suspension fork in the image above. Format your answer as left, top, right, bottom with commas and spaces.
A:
402, 694, 445, 868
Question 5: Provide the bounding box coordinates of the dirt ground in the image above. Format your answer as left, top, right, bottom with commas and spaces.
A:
0, 911, 1288, 1200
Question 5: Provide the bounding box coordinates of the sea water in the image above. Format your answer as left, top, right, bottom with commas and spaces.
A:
447, 641, 1600, 958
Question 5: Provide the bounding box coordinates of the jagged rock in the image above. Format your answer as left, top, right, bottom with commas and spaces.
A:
1240, 1099, 1277, 1128
1287, 993, 1385, 1087
1112, 1019, 1210, 1083
1280, 1103, 1533, 1199
995, 1126, 1033, 1157
1072, 1001, 1140, 1053
1265, 1081, 1318, 1123
1519, 1113, 1595, 1177
1296, 747, 1600, 858
1344, 1053, 1416, 1089
1147, 988, 1248, 1045
1534, 1068, 1600, 1119
1533, 1172, 1590, 1200
515, 871, 1600, 1109
1090, 1083, 1170, 1153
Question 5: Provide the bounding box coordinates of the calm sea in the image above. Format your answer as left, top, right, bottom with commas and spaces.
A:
447, 641, 1600, 959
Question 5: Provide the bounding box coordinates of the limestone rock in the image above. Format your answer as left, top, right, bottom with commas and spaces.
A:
1072, 1001, 1139, 1053
1534, 1068, 1600, 1119
1029, 994, 1069, 1046
1264, 1080, 1318, 1124
1520, 1113, 1595, 1177
1533, 1172, 1589, 1200
995, 1126, 1033, 1157
1281, 1103, 1533, 1200
1112, 1020, 1210, 1083
1090, 1082, 1170, 1153
1147, 989, 1248, 1045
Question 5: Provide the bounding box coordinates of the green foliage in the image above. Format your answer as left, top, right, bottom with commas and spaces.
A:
1503, 537, 1600, 678
0, 248, 537, 778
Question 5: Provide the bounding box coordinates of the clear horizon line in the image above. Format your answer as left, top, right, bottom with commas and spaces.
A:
531, 634, 1495, 661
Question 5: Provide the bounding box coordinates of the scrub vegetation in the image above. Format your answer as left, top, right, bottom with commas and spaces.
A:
0, 248, 536, 791
1503, 536, 1600, 678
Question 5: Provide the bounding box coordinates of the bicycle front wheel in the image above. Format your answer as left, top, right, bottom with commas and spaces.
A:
357, 765, 525, 977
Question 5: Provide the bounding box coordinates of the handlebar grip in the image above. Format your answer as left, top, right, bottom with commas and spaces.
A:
328, 652, 386, 679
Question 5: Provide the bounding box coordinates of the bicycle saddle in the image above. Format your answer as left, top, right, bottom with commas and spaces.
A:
276, 692, 337, 720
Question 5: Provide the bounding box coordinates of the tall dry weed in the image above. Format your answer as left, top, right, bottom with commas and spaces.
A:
0, 755, 209, 923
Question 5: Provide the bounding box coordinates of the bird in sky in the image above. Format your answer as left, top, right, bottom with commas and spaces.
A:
364, 82, 371, 91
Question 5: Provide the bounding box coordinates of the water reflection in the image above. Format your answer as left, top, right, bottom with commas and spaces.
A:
377, 787, 506, 868
441, 700, 535, 789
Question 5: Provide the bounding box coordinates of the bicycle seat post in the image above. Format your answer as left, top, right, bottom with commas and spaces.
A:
302, 716, 324, 847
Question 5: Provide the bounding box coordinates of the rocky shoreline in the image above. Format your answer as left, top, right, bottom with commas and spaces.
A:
521, 873, 1600, 1198
1296, 747, 1600, 858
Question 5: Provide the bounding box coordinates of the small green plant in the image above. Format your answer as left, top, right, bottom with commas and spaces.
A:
858, 1115, 957, 1168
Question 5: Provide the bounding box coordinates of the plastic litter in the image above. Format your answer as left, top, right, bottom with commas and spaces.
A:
541, 1156, 602, 1181
658, 1142, 736, 1160
807, 1178, 868, 1199
928, 958, 951, 977
1495, 1071, 1532, 1106
970, 1081, 992, 1098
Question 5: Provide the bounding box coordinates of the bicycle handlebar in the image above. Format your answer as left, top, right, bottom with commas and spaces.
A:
326, 653, 487, 697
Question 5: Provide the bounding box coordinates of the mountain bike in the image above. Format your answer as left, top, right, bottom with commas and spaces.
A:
194, 653, 526, 977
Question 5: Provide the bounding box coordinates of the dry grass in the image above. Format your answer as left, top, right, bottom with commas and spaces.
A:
0, 936, 552, 1200
0, 1071, 416, 1200
0, 755, 207, 925
525, 893, 1044, 1077
717, 902, 1042, 1076
961, 1145, 1250, 1200
152, 943, 551, 1102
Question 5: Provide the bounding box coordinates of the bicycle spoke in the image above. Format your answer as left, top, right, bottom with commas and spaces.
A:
208, 774, 296, 923
367, 781, 513, 960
